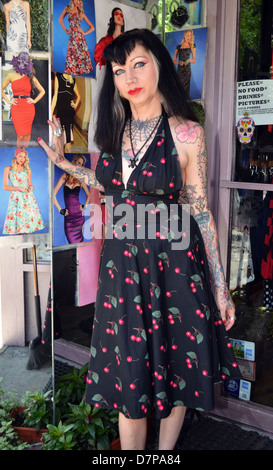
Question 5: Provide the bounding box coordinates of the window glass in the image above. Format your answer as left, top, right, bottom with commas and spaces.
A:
228, 0, 273, 408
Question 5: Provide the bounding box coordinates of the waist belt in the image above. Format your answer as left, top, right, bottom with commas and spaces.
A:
13, 95, 30, 99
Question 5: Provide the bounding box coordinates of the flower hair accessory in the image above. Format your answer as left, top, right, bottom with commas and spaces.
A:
15, 147, 26, 156
11, 52, 33, 75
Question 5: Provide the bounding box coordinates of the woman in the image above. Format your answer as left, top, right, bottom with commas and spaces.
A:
3, 147, 45, 234
51, 72, 81, 152
54, 154, 90, 244
38, 29, 241, 450
173, 29, 196, 98
2, 52, 45, 147
94, 7, 125, 69
4, 0, 31, 52
59, 0, 94, 75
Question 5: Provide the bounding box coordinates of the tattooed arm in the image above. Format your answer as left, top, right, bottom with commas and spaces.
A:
171, 118, 235, 331
51, 153, 103, 191
37, 117, 103, 191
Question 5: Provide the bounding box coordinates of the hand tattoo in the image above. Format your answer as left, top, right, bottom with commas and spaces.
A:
56, 154, 65, 164
54, 154, 103, 191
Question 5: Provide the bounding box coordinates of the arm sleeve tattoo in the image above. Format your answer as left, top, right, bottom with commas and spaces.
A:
55, 154, 103, 191
176, 123, 230, 298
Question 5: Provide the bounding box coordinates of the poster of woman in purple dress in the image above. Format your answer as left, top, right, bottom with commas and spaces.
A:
53, 153, 91, 246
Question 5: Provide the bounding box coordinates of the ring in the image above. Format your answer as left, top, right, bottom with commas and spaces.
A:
53, 128, 62, 137
50, 144, 56, 151
229, 316, 236, 321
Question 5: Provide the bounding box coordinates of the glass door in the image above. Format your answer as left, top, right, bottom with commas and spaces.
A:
223, 0, 273, 417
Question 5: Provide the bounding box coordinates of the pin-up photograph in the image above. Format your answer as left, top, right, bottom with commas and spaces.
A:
0, 146, 49, 236
53, 0, 96, 78
53, 152, 92, 247
2, 0, 49, 53
51, 72, 91, 153
1, 52, 49, 147
165, 27, 207, 101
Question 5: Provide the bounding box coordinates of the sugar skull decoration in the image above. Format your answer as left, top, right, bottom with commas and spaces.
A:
237, 112, 255, 144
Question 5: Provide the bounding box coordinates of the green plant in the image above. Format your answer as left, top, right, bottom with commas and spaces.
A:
42, 400, 119, 450
54, 363, 88, 414
0, 378, 20, 417
192, 101, 205, 127
0, 364, 120, 450
0, 378, 28, 450
21, 390, 53, 433
41, 421, 77, 450
0, 419, 28, 450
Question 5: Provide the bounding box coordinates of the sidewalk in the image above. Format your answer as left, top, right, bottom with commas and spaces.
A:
0, 345, 52, 398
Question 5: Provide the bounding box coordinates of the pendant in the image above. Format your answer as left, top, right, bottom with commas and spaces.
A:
128, 157, 138, 168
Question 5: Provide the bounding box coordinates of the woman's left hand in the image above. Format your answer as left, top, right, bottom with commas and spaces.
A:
215, 285, 236, 331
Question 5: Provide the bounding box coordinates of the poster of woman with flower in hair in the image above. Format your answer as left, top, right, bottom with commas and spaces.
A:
1, 52, 49, 146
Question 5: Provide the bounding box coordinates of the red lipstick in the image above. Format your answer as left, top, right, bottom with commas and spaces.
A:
128, 88, 143, 95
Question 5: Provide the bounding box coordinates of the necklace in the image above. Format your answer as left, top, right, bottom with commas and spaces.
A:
62, 74, 74, 87
128, 114, 162, 168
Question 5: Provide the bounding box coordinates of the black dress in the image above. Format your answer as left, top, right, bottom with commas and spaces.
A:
176, 44, 196, 97
84, 113, 241, 419
56, 73, 76, 144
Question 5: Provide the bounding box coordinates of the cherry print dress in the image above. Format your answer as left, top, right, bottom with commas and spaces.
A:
84, 113, 241, 419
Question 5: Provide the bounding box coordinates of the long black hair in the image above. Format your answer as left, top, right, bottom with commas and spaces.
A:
94, 28, 198, 155
107, 8, 125, 36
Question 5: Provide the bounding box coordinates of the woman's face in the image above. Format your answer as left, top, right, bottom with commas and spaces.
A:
184, 31, 192, 42
112, 44, 160, 109
73, 0, 81, 8
114, 9, 124, 26
15, 151, 26, 165
73, 157, 85, 166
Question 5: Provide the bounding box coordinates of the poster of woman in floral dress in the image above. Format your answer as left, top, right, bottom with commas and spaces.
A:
57, 0, 95, 77
2, 147, 45, 235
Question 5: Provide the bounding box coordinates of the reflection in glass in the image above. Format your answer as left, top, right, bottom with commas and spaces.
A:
234, 126, 273, 183
228, 189, 273, 408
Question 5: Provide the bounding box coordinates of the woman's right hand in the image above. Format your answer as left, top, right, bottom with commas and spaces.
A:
60, 208, 69, 216
17, 186, 28, 193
